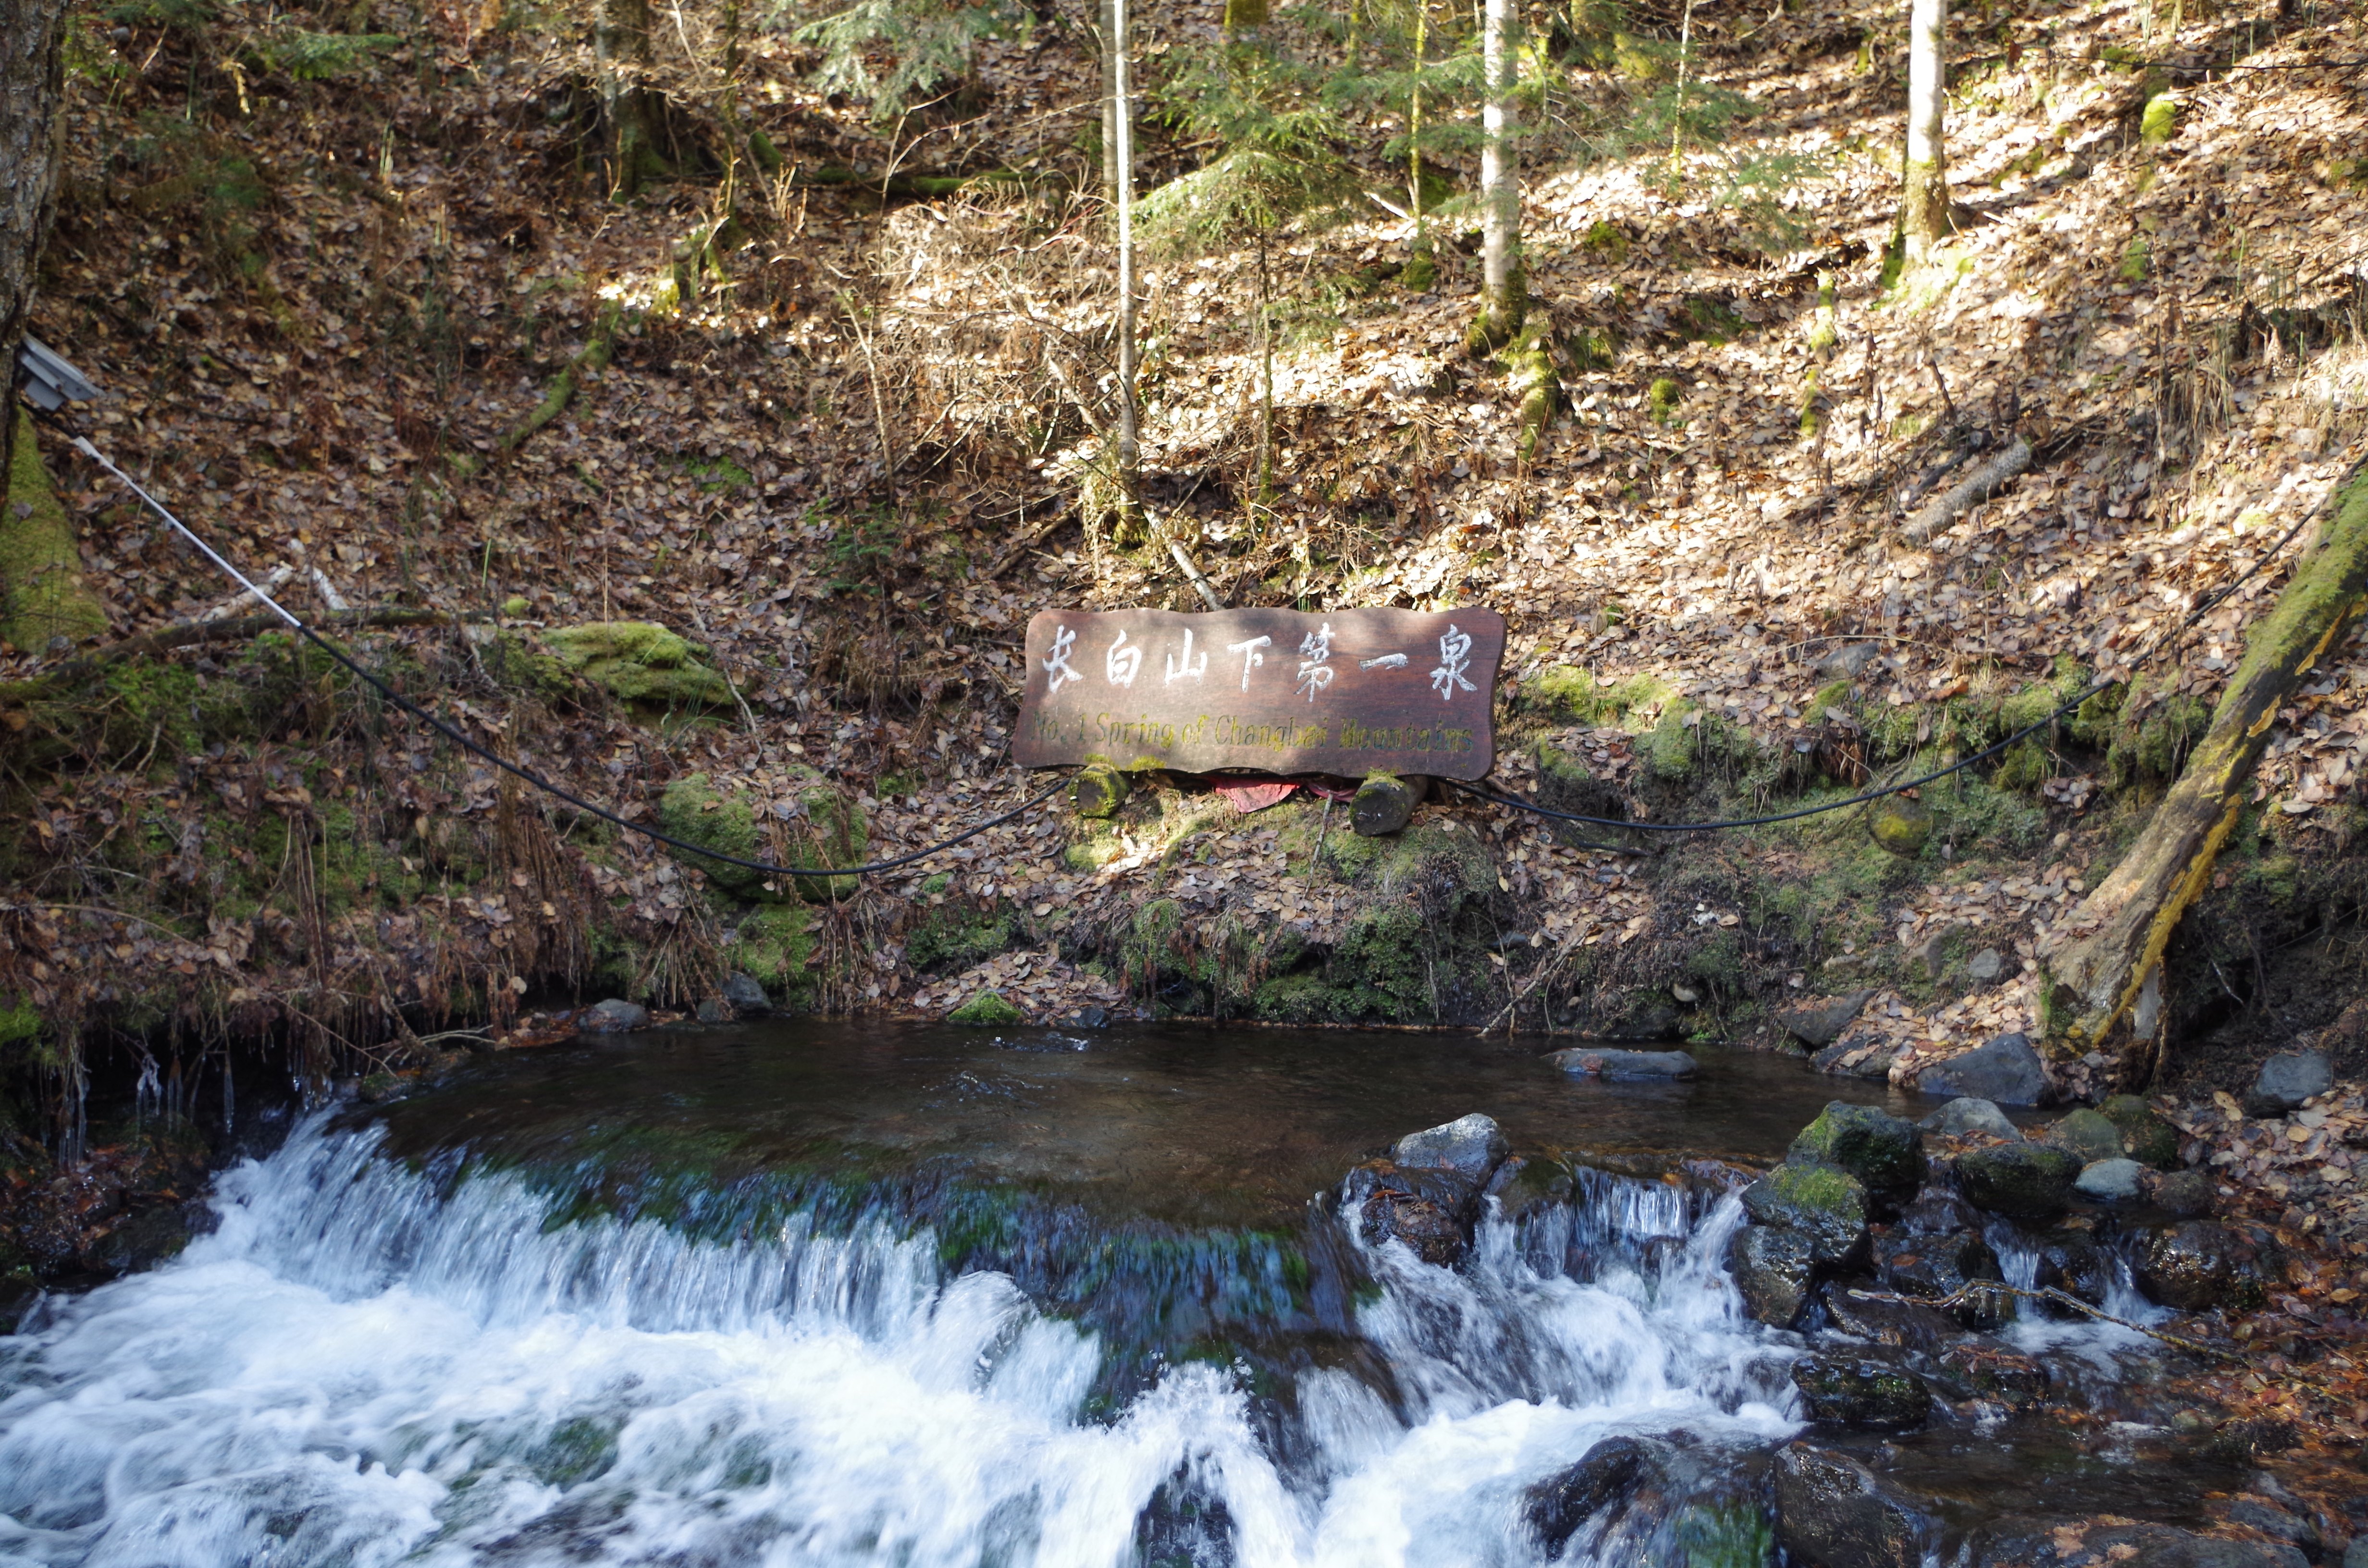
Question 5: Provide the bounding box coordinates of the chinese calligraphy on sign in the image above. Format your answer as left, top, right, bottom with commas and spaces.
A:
1014, 607, 1505, 781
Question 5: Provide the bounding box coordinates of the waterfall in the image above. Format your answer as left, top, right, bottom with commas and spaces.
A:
0, 1119, 1799, 1568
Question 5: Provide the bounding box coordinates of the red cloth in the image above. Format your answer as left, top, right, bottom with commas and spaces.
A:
1210, 779, 1299, 813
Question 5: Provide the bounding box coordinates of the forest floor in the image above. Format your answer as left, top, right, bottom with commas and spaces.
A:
3, 0, 2368, 1376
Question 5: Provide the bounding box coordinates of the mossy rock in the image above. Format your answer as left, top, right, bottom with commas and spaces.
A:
483, 630, 579, 705
726, 905, 817, 1006
948, 990, 1024, 1025
1519, 669, 1671, 727
908, 902, 1018, 972
2098, 1094, 2182, 1169
541, 622, 732, 709
1, 410, 109, 653
659, 772, 773, 898
1740, 1159, 1869, 1268
1789, 1101, 1925, 1197
1867, 795, 1934, 856
1642, 704, 1699, 781
2041, 1107, 2124, 1164
1953, 1141, 2082, 1220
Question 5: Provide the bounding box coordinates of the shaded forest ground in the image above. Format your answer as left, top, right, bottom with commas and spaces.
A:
1, 0, 2365, 1152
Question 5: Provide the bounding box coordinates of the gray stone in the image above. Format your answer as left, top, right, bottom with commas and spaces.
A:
2099, 1093, 2183, 1167
1966, 948, 2006, 982
2145, 1168, 2217, 1217
1813, 1033, 1901, 1080
694, 998, 730, 1024
1523, 1435, 1675, 1557
2044, 1108, 2126, 1163
1954, 1141, 2084, 1220
2245, 1049, 2333, 1116
1393, 1114, 1509, 1182
1742, 1162, 1871, 1269
721, 972, 771, 1016
2074, 1157, 2145, 1202
1358, 1190, 1467, 1266
1778, 989, 1875, 1048
1919, 1097, 2022, 1140
1815, 641, 1885, 680
1068, 1005, 1110, 1029
1729, 1225, 1817, 1326
581, 998, 651, 1032
1875, 1228, 2002, 1314
1545, 1047, 1699, 1079
2346, 1533, 2368, 1568
2224, 1497, 2320, 1556
1774, 1442, 1937, 1568
1790, 1101, 1926, 1198
1911, 1032, 2050, 1106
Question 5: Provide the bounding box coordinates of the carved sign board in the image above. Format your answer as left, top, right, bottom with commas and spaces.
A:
1013, 607, 1505, 781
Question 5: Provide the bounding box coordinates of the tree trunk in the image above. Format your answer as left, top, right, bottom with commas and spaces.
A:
1900, 0, 1952, 260
2039, 467, 2368, 1088
1471, 0, 1524, 353
593, 0, 666, 197
1405, 0, 1434, 290
1111, 0, 1138, 507
1, 0, 71, 490
1099, 0, 1120, 205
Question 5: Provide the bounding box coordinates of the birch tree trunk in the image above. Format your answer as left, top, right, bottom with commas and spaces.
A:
1900, 0, 1952, 260
1110, 0, 1138, 504
1, 0, 70, 488
1471, 0, 1524, 352
2040, 468, 2368, 1088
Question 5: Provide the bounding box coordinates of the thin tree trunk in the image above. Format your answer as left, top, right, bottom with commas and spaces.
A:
2040, 467, 2368, 1088
1473, 0, 1524, 351
1257, 233, 1274, 505
1, 0, 70, 490
1406, 0, 1433, 289
1099, 0, 1119, 204
1901, 0, 1952, 260
1111, 0, 1138, 507
593, 0, 666, 197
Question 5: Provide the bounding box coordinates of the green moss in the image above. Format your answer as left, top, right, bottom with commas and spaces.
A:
2140, 93, 2177, 143
1668, 1500, 1776, 1568
1868, 795, 1934, 855
1809, 679, 1855, 721
948, 989, 1024, 1025
907, 902, 1018, 972
1, 410, 108, 654
1581, 219, 1629, 259
726, 905, 817, 1007
1647, 376, 1683, 426
0, 1003, 39, 1050
1642, 702, 1700, 781
658, 773, 773, 899
541, 622, 732, 710
1519, 668, 1673, 727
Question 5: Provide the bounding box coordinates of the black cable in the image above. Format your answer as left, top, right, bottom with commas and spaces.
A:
70, 438, 1068, 880
1459, 483, 2336, 834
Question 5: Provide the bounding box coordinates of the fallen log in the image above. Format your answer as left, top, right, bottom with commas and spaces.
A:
2039, 462, 2368, 1086
0, 605, 488, 703
1901, 435, 2030, 544
497, 301, 622, 456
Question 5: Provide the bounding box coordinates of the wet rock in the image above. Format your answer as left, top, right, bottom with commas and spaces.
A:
2134, 1220, 2272, 1312
2144, 1168, 2218, 1217
581, 998, 651, 1032
2029, 1226, 2113, 1309
2245, 1049, 2333, 1117
1920, 1097, 2022, 1140
1875, 1228, 2001, 1307
694, 998, 730, 1023
2347, 1535, 2368, 1568
1813, 1032, 1902, 1080
1524, 1434, 1669, 1556
2074, 1158, 2143, 1202
1933, 1338, 2052, 1409
1393, 1113, 1509, 1181
1791, 1102, 1926, 1199
1730, 1225, 1818, 1326
1821, 1288, 1967, 1353
1358, 1190, 1466, 1266
2223, 1496, 2320, 1557
1897, 1187, 1986, 1235
1779, 990, 1876, 1049
2098, 1093, 2182, 1167
1953, 1142, 2084, 1220
1545, 1046, 1699, 1079
1342, 1158, 1481, 1218
1966, 1514, 2309, 1567
1790, 1354, 1934, 1430
1774, 1441, 1938, 1568
1068, 1005, 1110, 1029
1742, 1161, 1871, 1269
721, 971, 771, 1016
90, 1198, 216, 1277
2042, 1109, 2125, 1164
1482, 1155, 1572, 1224
1869, 795, 1935, 857
1912, 1032, 2050, 1107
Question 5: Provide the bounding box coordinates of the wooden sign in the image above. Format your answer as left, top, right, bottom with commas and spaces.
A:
1013, 607, 1505, 781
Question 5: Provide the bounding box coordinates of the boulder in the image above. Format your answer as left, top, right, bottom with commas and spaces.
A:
1523, 1434, 1668, 1557
1868, 795, 1935, 857
2097, 1093, 2182, 1167
1789, 1355, 1934, 1430
1896, 1187, 1985, 1235
694, 998, 730, 1023
1741, 1161, 1870, 1269
2134, 1220, 2272, 1312
1773, 1442, 1937, 1568
1875, 1228, 2002, 1307
1778, 990, 1875, 1049
2073, 1158, 2144, 1202
1790, 1102, 1926, 1198
1393, 1113, 1509, 1181
2042, 1109, 2125, 1164
2223, 1496, 2320, 1558
1358, 1190, 1467, 1266
1966, 1515, 2309, 1568
2030, 1226, 2114, 1308
1912, 1032, 2050, 1106
1546, 1046, 1699, 1079
1729, 1225, 1818, 1326
1342, 1158, 1482, 1219
542, 621, 732, 709
2244, 1049, 2333, 1117
1953, 1142, 2084, 1220
1816, 642, 1884, 680
2144, 1168, 2217, 1217
1919, 1096, 2023, 1141
1966, 948, 2007, 983
581, 998, 650, 1032
721, 971, 771, 1016
1821, 1289, 1967, 1354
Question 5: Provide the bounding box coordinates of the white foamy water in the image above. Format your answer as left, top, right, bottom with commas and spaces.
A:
0, 1120, 1801, 1568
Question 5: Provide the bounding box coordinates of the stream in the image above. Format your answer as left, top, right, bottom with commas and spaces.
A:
0, 1024, 2249, 1566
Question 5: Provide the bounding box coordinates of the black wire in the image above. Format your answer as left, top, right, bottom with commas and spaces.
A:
1459, 488, 2334, 834
290, 623, 1067, 878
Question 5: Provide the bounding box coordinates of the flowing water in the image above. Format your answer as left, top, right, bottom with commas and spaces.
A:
0, 1024, 2212, 1567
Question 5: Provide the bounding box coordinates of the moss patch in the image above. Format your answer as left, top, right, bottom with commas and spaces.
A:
541, 622, 732, 710
726, 905, 817, 1006
659, 772, 772, 899
0, 411, 108, 653
948, 989, 1024, 1024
